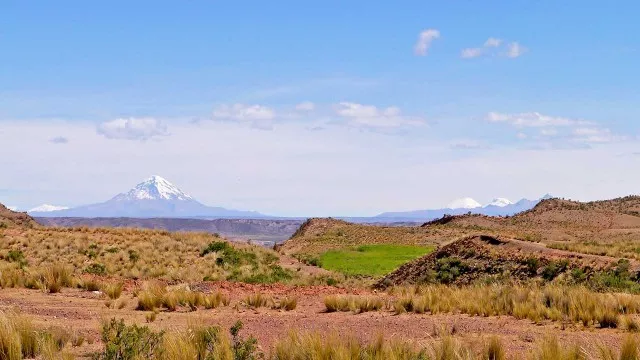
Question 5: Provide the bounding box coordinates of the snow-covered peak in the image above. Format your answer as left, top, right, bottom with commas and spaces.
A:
447, 198, 482, 209
28, 204, 69, 213
7, 206, 18, 211
486, 198, 513, 207
114, 175, 193, 201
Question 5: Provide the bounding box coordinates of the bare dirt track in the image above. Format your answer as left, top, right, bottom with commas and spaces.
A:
0, 283, 632, 359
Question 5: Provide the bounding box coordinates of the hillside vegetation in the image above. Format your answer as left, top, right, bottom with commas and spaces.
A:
279, 218, 482, 256
0, 221, 297, 285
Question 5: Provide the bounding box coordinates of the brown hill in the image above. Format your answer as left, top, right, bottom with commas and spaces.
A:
278, 217, 495, 256
420, 197, 640, 261
0, 203, 37, 228
376, 234, 640, 288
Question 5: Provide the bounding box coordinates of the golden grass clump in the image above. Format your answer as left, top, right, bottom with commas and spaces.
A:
529, 335, 585, 360
0, 310, 74, 360
39, 264, 74, 293
101, 281, 124, 300
203, 291, 230, 309
324, 295, 384, 314
245, 292, 271, 309
271, 331, 429, 360
484, 336, 506, 360
136, 282, 167, 311
391, 284, 640, 329
272, 297, 298, 311
78, 277, 101, 292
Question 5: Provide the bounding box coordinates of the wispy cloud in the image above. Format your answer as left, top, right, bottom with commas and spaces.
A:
461, 48, 484, 59
333, 102, 425, 130
506, 42, 527, 58
49, 136, 69, 144
414, 29, 440, 56
461, 37, 527, 59
295, 101, 315, 112
487, 111, 624, 145
97, 118, 169, 141
487, 112, 590, 127
450, 139, 490, 150
212, 103, 276, 130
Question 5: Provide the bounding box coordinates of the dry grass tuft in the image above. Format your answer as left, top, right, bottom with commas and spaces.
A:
324, 295, 384, 314
101, 281, 123, 300
390, 284, 640, 329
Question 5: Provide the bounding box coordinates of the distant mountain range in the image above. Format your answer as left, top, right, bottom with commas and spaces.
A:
374, 195, 553, 221
27, 175, 552, 221
31, 176, 266, 218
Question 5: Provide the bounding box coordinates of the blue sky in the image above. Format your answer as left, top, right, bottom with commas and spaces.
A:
2, 1, 640, 216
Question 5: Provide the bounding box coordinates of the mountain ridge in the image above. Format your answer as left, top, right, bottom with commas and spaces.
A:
31, 176, 266, 219
375, 194, 553, 220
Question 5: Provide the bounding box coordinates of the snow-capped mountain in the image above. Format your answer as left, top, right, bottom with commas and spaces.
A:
375, 195, 552, 220
447, 198, 482, 209
7, 206, 18, 211
28, 204, 69, 213
112, 175, 193, 201
31, 176, 265, 219
486, 198, 513, 207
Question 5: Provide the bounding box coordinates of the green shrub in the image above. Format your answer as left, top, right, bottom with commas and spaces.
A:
96, 318, 164, 360
200, 241, 230, 257
541, 260, 569, 281
230, 321, 260, 360
435, 257, 468, 284
85, 263, 107, 276
6, 250, 27, 268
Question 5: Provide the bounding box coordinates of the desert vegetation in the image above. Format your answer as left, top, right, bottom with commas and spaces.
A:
0, 227, 297, 285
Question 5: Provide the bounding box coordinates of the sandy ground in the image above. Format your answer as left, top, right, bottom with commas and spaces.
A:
0, 283, 632, 359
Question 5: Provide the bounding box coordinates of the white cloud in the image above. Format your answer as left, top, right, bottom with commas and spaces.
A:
7, 206, 18, 211
484, 37, 502, 47
212, 103, 276, 129
461, 37, 526, 59
213, 104, 275, 121
2, 119, 640, 216
506, 42, 527, 58
333, 102, 425, 129
97, 118, 169, 141
488, 112, 624, 145
461, 48, 484, 59
572, 127, 621, 143
414, 29, 440, 56
487, 112, 590, 128
540, 128, 558, 136
295, 101, 315, 112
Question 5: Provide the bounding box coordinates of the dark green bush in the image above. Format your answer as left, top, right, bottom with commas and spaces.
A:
85, 263, 107, 276
435, 257, 468, 284
541, 260, 569, 281
95, 318, 164, 360
201, 241, 230, 257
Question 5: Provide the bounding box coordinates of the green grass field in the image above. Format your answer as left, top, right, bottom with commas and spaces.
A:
319, 244, 434, 276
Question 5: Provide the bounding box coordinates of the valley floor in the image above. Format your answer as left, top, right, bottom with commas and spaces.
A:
0, 283, 631, 358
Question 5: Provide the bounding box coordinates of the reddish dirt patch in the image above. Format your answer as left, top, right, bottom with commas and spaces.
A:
0, 284, 633, 359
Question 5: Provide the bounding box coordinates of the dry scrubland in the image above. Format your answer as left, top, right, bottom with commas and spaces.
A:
6, 198, 640, 358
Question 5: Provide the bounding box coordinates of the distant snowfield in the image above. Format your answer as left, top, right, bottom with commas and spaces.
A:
28, 204, 69, 213
447, 197, 482, 209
